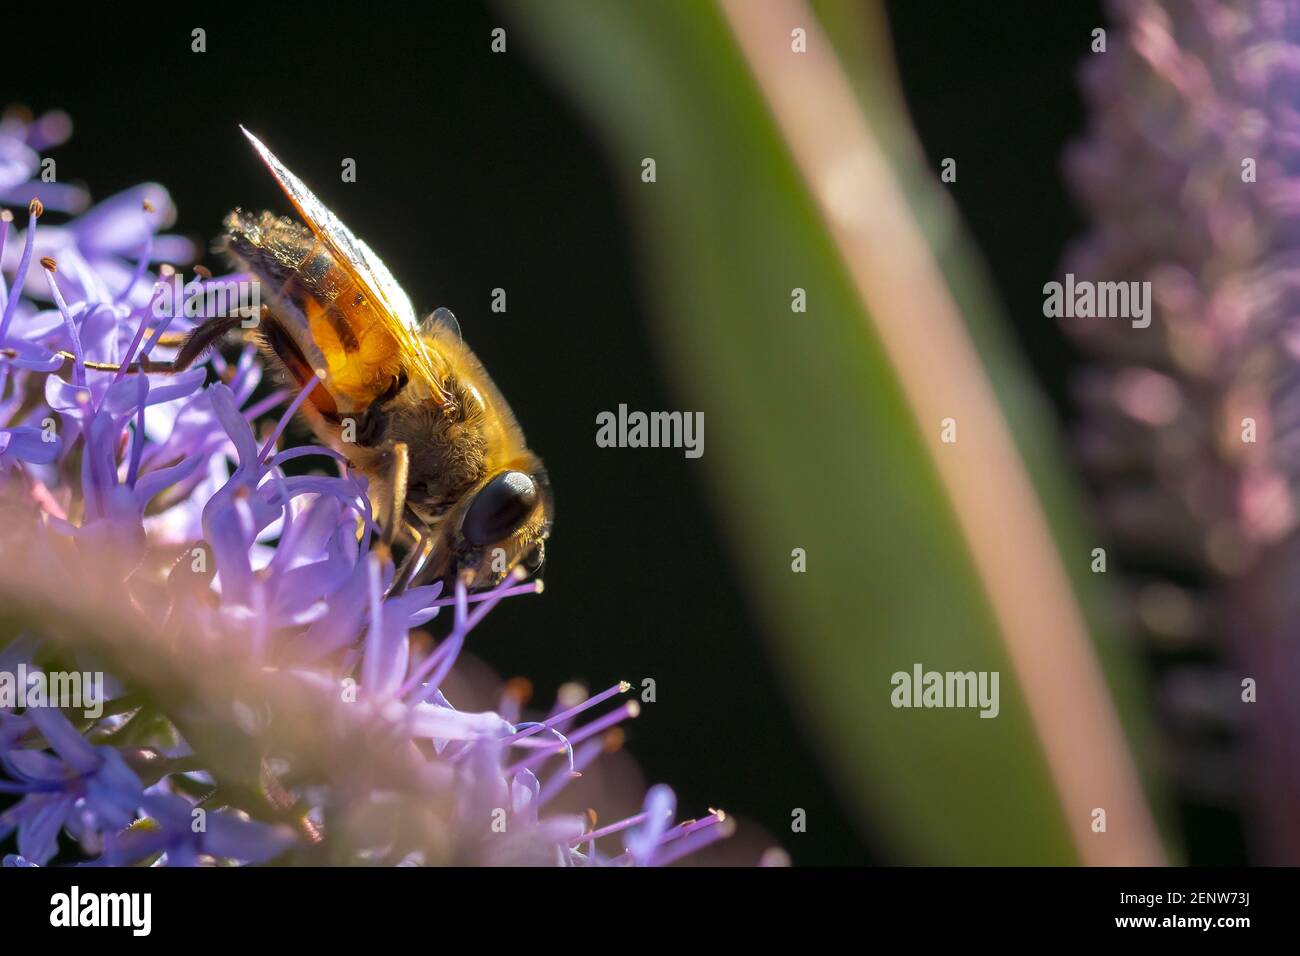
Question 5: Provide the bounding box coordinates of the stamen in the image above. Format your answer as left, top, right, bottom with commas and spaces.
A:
417, 580, 540, 611
258, 374, 319, 463
0, 201, 41, 346
649, 814, 735, 867
361, 552, 386, 694
571, 810, 648, 845
269, 445, 348, 469
113, 285, 170, 385
463, 565, 529, 633
137, 265, 179, 360
125, 392, 148, 487
399, 571, 529, 701
0, 209, 11, 311
228, 345, 259, 398
114, 211, 155, 304
504, 700, 639, 777
505, 725, 576, 775
241, 388, 292, 421
502, 677, 533, 708
538, 738, 605, 806
42, 257, 87, 388
668, 809, 727, 841
505, 681, 631, 745
607, 808, 730, 867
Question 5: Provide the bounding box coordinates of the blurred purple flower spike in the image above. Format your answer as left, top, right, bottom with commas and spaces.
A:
1066, 0, 1300, 862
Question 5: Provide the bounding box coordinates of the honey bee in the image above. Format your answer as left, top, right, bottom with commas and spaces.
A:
171, 129, 552, 590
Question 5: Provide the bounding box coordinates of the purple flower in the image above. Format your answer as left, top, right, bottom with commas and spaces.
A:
0, 424, 60, 468
100, 795, 295, 867
0, 112, 763, 866
0, 708, 143, 865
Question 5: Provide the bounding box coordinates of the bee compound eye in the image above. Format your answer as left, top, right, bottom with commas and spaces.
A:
461, 471, 538, 547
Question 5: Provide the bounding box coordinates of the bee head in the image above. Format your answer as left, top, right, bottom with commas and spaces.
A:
446, 465, 552, 589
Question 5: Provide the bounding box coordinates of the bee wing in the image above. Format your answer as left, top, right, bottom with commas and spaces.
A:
239, 127, 445, 397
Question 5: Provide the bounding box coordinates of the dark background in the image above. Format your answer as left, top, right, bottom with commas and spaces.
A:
5, 1, 1234, 865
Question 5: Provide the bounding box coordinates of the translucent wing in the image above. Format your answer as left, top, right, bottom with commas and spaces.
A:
239, 126, 446, 402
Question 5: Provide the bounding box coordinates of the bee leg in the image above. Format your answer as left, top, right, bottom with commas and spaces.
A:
408, 537, 452, 592
170, 313, 249, 371
346, 372, 405, 447
381, 441, 410, 548
353, 404, 388, 446
388, 518, 433, 597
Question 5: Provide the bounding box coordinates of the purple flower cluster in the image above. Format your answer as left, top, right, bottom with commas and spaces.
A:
0, 111, 740, 866
1064, 0, 1300, 861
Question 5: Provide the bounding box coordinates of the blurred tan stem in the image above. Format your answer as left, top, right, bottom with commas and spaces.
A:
718, 0, 1164, 865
